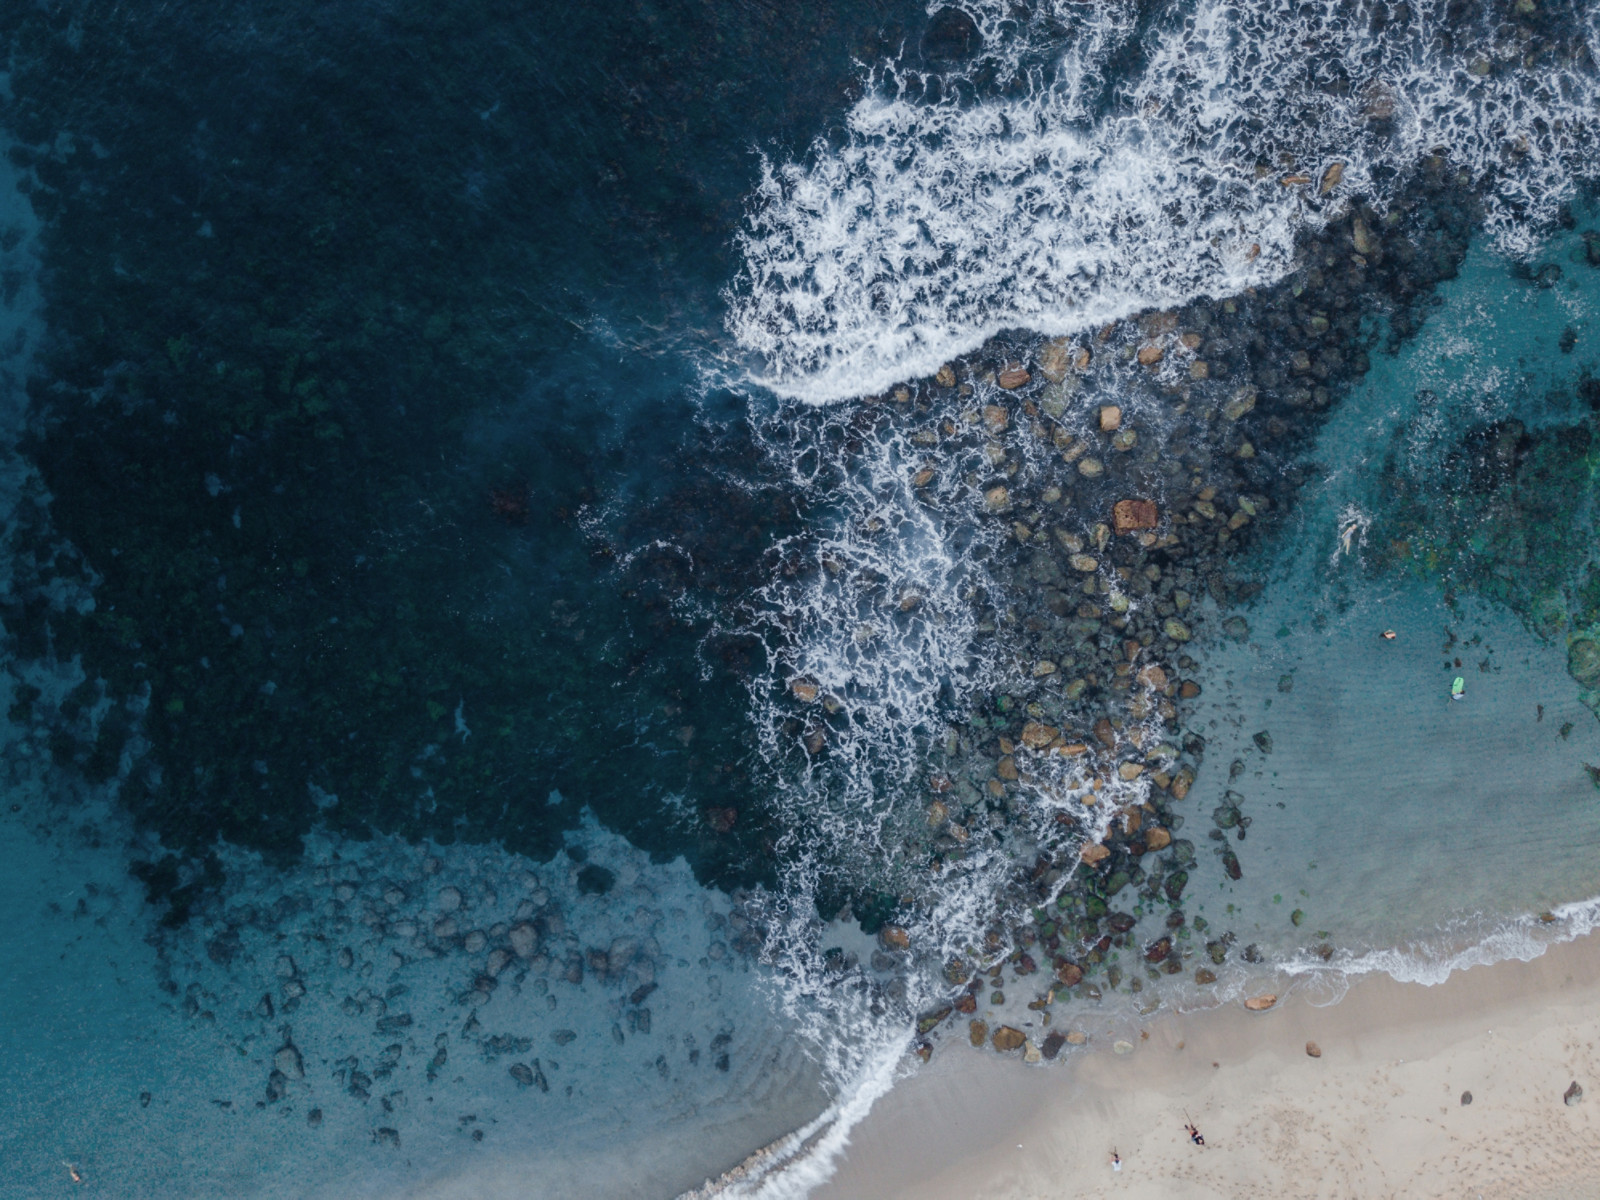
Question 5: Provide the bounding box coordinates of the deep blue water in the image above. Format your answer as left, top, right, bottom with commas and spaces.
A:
1, 0, 1599, 1195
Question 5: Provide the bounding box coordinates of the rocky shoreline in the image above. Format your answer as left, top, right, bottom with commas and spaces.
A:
749, 164, 1557, 1066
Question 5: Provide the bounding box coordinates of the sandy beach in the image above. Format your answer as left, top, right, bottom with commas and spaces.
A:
816, 933, 1600, 1200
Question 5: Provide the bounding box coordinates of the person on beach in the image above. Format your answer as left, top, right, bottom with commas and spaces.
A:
1111, 1150, 1121, 1172
1185, 1123, 1206, 1147
1381, 629, 1397, 640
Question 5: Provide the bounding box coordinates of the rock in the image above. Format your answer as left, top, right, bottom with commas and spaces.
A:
256, 993, 275, 1020
1076, 457, 1104, 478
926, 799, 949, 827
509, 1063, 534, 1087
1223, 388, 1257, 420
984, 485, 1011, 511
1098, 405, 1122, 431
983, 404, 1010, 432
508, 921, 539, 959
1144, 827, 1171, 851
1065, 1030, 1088, 1045
1080, 843, 1110, 865
1056, 962, 1084, 986
337, 947, 354, 969
879, 925, 911, 951
705, 806, 738, 833
1194, 968, 1217, 985
917, 1005, 953, 1034
1569, 639, 1600, 686
1319, 161, 1344, 194
1039, 339, 1071, 382
486, 947, 514, 976
307, 1107, 322, 1127
1306, 1041, 1322, 1058
1113, 1039, 1134, 1055
991, 1026, 1027, 1052
1461, 1090, 1472, 1105
1112, 498, 1158, 534
1353, 218, 1377, 255
790, 679, 820, 703
1136, 664, 1168, 690
433, 917, 458, 940
1031, 659, 1057, 677
1023, 1040, 1042, 1064
936, 363, 957, 386
1253, 730, 1273, 754
997, 755, 1018, 781
266, 1069, 287, 1103
1244, 993, 1277, 1012
1136, 344, 1164, 366
1164, 618, 1192, 642
998, 365, 1031, 390
274, 1043, 304, 1080
437, 886, 463, 913
1021, 721, 1058, 749
1566, 1081, 1584, 1106
1041, 1031, 1067, 1060
1069, 553, 1099, 573
1223, 616, 1250, 641
274, 954, 298, 980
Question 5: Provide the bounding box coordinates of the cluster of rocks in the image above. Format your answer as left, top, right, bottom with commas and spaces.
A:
136, 827, 772, 1147
768, 165, 1489, 1056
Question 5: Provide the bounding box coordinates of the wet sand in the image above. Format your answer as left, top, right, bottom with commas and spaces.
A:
816, 932, 1600, 1199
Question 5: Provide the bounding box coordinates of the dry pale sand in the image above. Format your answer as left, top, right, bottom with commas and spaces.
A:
815, 933, 1600, 1200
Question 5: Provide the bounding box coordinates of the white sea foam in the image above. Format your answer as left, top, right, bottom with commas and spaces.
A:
729, 0, 1600, 404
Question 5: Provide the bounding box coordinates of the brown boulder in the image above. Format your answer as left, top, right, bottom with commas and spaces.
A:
1021, 721, 1058, 750
1244, 993, 1278, 1012
1144, 827, 1171, 851
968, 1020, 988, 1047
1080, 843, 1110, 865
1112, 499, 1159, 534
1137, 343, 1164, 366
879, 925, 911, 950
1306, 1041, 1322, 1058
1055, 962, 1083, 987
998, 365, 1031, 389
1038, 339, 1071, 382
991, 1026, 1027, 1052
1098, 405, 1122, 431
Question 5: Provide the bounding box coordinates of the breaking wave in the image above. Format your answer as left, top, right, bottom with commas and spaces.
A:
728, 0, 1600, 403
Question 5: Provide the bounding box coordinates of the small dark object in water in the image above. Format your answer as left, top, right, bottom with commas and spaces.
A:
488, 482, 530, 525
1460, 1091, 1472, 1106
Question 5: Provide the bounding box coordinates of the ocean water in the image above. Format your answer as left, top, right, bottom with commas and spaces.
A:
0, 0, 1599, 1196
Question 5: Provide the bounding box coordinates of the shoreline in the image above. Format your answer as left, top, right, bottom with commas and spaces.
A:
814, 930, 1600, 1199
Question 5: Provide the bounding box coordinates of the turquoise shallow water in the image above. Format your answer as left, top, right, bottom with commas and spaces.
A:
1180, 223, 1600, 981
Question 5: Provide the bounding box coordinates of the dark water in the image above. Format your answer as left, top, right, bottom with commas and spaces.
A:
2, 0, 1600, 1195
